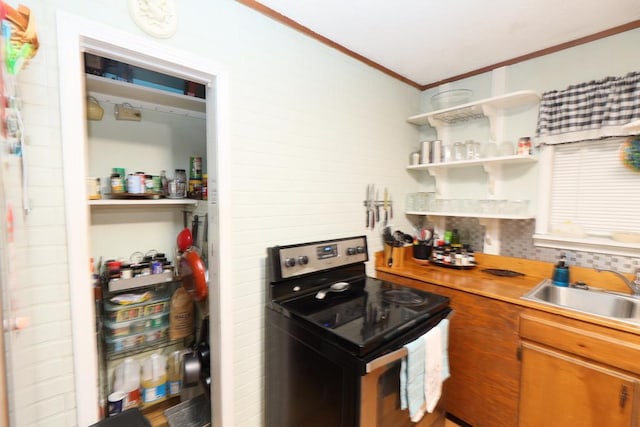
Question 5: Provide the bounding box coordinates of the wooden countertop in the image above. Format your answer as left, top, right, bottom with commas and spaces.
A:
375, 247, 640, 335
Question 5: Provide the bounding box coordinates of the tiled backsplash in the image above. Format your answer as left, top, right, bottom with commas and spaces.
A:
445, 218, 640, 273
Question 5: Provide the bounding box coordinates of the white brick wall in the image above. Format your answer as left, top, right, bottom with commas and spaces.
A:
4, 2, 639, 427
3, 1, 419, 426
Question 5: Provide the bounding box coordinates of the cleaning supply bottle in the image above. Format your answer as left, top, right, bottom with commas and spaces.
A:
141, 354, 167, 404
167, 350, 182, 396
552, 253, 570, 287
123, 358, 141, 408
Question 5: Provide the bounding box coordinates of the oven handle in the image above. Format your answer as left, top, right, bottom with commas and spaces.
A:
365, 310, 454, 374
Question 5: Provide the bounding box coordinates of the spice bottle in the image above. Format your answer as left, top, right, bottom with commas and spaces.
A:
110, 173, 124, 193
202, 173, 208, 200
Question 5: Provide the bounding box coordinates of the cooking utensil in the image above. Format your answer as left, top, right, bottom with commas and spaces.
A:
365, 184, 370, 228
383, 188, 388, 226
370, 184, 375, 229
192, 214, 199, 248
177, 228, 193, 252
180, 247, 207, 301
177, 211, 193, 252
375, 189, 379, 224
315, 282, 350, 299
182, 352, 201, 387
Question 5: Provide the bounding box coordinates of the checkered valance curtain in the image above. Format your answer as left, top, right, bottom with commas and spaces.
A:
535, 71, 640, 144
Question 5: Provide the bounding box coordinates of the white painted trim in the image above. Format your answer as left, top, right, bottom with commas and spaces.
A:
533, 234, 640, 258
534, 144, 554, 235
56, 12, 233, 427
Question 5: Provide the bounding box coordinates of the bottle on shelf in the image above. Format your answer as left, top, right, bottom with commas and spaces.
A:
160, 170, 168, 196
167, 350, 182, 397
141, 353, 167, 405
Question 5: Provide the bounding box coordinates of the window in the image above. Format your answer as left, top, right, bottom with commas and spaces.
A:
534, 136, 640, 256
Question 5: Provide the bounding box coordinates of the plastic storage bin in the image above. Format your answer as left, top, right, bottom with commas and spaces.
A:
105, 333, 145, 354
104, 313, 168, 339
104, 289, 170, 323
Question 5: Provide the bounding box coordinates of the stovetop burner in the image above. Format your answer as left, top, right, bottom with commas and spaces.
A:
382, 289, 427, 306
267, 236, 450, 356
275, 277, 449, 356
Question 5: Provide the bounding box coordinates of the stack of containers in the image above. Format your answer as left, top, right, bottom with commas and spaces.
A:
103, 288, 171, 355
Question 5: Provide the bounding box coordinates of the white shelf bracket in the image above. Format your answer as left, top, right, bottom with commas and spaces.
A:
427, 116, 445, 139
426, 167, 447, 197
478, 218, 501, 255
481, 104, 498, 141
481, 162, 503, 197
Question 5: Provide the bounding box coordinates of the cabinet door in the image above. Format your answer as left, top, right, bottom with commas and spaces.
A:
375, 271, 523, 426
519, 342, 638, 427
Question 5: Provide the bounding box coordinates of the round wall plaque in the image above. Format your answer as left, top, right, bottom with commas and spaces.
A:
128, 0, 177, 39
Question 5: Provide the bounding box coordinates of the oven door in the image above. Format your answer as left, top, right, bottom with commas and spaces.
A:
359, 311, 453, 427
361, 349, 446, 427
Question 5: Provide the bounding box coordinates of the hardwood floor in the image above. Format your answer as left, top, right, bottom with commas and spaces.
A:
445, 417, 463, 427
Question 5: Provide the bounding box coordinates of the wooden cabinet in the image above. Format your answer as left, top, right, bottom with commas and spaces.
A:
518, 312, 640, 427
375, 271, 523, 427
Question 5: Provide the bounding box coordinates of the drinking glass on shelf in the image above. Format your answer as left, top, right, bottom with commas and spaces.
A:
464, 140, 480, 160
405, 193, 416, 211
453, 142, 465, 161
483, 142, 499, 158
499, 141, 515, 156
442, 143, 453, 163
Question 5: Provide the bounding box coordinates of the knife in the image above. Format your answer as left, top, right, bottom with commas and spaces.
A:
365, 184, 370, 228
383, 188, 388, 226
370, 184, 376, 229
375, 189, 380, 224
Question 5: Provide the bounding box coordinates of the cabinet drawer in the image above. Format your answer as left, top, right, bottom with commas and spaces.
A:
520, 312, 640, 376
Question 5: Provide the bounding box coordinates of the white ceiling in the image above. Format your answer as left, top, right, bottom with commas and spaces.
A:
251, 0, 640, 88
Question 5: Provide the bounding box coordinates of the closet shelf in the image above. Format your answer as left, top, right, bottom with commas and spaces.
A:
86, 74, 206, 115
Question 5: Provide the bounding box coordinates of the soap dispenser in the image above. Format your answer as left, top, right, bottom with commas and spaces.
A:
552, 253, 570, 287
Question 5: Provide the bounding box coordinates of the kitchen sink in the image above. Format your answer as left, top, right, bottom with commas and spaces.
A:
522, 279, 640, 325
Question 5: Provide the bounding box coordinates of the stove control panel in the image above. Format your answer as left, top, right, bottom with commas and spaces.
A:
272, 236, 368, 279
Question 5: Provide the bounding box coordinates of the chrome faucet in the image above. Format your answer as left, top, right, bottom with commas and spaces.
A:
596, 268, 640, 297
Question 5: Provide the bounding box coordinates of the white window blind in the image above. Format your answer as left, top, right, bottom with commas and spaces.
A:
550, 137, 640, 237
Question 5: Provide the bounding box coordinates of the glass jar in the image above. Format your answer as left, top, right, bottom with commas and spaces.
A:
464, 140, 480, 160
110, 173, 124, 193
453, 142, 465, 161
174, 169, 187, 197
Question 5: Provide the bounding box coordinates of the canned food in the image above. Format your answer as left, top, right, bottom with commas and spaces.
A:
126, 174, 143, 194
189, 156, 202, 180
152, 175, 162, 192
189, 179, 202, 197
144, 175, 154, 193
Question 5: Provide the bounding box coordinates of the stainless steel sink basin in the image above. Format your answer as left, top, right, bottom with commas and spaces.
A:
522, 279, 640, 325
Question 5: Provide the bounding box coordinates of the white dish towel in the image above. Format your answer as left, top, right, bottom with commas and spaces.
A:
423, 324, 443, 413
400, 318, 450, 422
